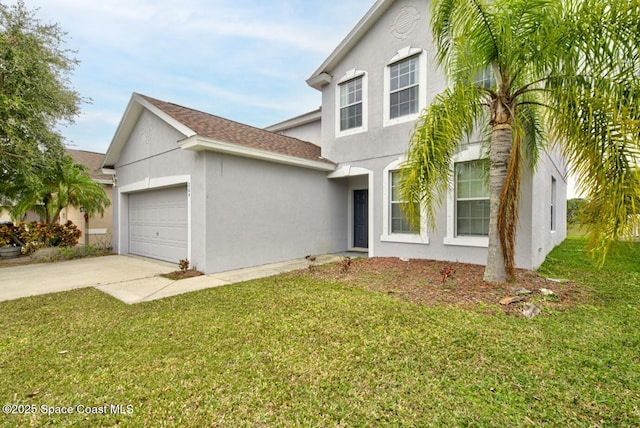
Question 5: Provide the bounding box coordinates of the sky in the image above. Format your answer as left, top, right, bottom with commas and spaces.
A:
13, 0, 373, 154
8, 0, 582, 197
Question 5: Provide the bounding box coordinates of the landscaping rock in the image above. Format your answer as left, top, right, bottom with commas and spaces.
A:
546, 278, 569, 284
514, 287, 532, 295
523, 304, 541, 319
499, 295, 526, 305
540, 288, 556, 296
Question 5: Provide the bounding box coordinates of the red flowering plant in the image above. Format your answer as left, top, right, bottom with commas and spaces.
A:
0, 222, 17, 247
13, 221, 81, 254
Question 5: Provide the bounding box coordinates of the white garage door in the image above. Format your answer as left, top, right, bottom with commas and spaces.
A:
128, 186, 188, 263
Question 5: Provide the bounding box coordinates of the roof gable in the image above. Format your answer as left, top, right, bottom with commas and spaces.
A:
103, 93, 334, 170
307, 0, 394, 90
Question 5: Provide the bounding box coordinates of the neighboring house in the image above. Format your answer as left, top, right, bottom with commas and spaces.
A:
1, 149, 113, 247
65, 149, 114, 246
103, 0, 566, 273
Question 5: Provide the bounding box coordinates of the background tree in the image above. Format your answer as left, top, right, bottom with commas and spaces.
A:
0, 0, 83, 199
401, 0, 640, 282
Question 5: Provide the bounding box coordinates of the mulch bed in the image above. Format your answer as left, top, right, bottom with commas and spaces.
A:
299, 257, 587, 316
160, 269, 204, 280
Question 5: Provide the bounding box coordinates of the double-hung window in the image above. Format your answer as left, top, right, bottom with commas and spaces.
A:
389, 56, 419, 119
382, 159, 428, 244
390, 170, 420, 234
455, 160, 490, 236
474, 66, 496, 89
339, 77, 363, 131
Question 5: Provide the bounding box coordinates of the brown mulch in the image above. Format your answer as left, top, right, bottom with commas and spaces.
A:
300, 257, 587, 315
160, 269, 204, 280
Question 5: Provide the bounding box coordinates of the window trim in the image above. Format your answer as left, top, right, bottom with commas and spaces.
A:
551, 176, 557, 232
383, 47, 426, 127
335, 69, 368, 137
443, 144, 489, 247
381, 158, 429, 244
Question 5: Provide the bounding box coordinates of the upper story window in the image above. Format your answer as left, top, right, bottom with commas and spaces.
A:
336, 69, 368, 137
455, 160, 490, 236
384, 47, 426, 127
389, 56, 419, 119
339, 77, 363, 131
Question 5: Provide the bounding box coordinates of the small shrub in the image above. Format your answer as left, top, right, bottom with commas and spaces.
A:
440, 266, 456, 284
14, 221, 82, 254
59, 247, 76, 260
341, 256, 352, 273
30, 244, 113, 263
0, 223, 15, 247
31, 247, 64, 263
179, 259, 190, 272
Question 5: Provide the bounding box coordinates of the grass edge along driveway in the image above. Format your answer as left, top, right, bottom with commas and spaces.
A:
0, 237, 638, 427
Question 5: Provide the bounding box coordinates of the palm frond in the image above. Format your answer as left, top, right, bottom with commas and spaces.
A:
400, 82, 484, 228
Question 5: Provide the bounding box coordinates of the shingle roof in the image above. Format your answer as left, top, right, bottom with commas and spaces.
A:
66, 148, 111, 182
138, 94, 333, 166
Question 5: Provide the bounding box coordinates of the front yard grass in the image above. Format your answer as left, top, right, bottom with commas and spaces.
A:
0, 237, 638, 426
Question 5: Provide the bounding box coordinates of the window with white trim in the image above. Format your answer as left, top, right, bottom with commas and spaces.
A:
551, 176, 557, 231
381, 159, 429, 244
339, 76, 363, 131
390, 170, 420, 234
474, 66, 496, 89
383, 47, 425, 127
389, 56, 419, 119
455, 160, 490, 236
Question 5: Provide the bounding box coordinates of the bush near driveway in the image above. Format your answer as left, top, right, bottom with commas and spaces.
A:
0, 221, 81, 254
0, 237, 638, 427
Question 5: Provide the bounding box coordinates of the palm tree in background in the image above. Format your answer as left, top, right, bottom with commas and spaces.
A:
401, 0, 640, 282
10, 154, 110, 225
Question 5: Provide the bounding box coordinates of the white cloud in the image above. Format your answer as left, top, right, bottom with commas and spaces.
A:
7, 0, 373, 151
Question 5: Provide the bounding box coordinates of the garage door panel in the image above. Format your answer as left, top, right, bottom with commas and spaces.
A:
129, 186, 187, 263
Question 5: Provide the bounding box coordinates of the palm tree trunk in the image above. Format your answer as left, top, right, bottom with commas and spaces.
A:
484, 123, 512, 282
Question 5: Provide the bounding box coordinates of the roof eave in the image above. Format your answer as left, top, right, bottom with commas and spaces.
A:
265, 108, 322, 132
179, 136, 335, 172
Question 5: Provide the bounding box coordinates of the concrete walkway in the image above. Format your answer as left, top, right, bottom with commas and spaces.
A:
0, 253, 348, 304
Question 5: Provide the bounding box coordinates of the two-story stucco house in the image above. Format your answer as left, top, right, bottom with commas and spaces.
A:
103, 0, 566, 274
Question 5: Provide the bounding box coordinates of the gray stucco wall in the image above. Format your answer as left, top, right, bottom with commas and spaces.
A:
529, 148, 568, 268
343, 152, 562, 270
319, 0, 440, 163
113, 109, 348, 274
112, 110, 209, 271
203, 152, 347, 273
275, 120, 322, 145
312, 0, 566, 270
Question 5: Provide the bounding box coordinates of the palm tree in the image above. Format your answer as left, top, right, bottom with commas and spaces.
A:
401, 0, 640, 282
10, 154, 110, 225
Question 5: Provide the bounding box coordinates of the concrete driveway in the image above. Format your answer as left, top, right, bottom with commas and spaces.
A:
0, 253, 348, 304
0, 255, 176, 303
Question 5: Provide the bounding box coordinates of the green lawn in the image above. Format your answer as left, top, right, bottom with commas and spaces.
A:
1, 238, 638, 427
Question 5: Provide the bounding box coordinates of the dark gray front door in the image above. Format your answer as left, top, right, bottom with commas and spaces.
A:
353, 189, 368, 248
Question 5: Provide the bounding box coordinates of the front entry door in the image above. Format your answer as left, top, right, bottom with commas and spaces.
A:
353, 189, 368, 248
